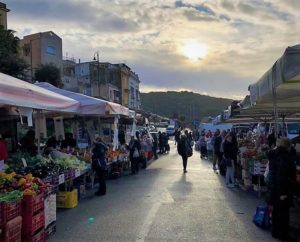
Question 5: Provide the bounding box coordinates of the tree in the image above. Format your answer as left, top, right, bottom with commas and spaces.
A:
178, 115, 186, 128
0, 26, 28, 77
35, 64, 61, 87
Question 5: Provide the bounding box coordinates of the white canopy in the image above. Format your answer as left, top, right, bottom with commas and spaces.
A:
249, 44, 300, 106
0, 72, 79, 112
35, 82, 130, 116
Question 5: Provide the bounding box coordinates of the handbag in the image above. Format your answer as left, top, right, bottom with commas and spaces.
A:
253, 205, 270, 229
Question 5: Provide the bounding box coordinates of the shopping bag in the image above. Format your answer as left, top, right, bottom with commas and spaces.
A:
253, 205, 270, 229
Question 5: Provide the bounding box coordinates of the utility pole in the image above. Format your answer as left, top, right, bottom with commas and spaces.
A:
93, 51, 100, 98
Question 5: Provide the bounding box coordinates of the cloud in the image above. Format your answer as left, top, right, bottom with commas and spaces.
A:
5, 0, 300, 99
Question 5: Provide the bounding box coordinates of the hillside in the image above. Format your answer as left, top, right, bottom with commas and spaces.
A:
140, 91, 232, 122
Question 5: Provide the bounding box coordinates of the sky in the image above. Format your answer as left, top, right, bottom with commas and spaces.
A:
6, 0, 300, 99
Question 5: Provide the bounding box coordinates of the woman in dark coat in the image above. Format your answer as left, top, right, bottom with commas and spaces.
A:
129, 136, 141, 174
92, 137, 108, 196
267, 138, 297, 241
177, 134, 192, 173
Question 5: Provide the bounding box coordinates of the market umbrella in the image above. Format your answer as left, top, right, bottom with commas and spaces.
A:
0, 72, 79, 112
35, 82, 130, 116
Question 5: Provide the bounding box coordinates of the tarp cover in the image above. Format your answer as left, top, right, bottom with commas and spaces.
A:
35, 82, 129, 116
0, 72, 79, 112
249, 44, 300, 105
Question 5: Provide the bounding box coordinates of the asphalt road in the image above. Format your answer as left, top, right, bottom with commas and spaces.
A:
50, 141, 278, 242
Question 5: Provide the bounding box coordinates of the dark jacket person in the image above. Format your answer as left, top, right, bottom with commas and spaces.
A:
92, 137, 108, 196
267, 138, 297, 241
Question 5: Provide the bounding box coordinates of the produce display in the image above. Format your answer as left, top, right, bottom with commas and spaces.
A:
0, 172, 48, 198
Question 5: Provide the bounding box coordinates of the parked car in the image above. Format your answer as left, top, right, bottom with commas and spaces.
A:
166, 126, 175, 136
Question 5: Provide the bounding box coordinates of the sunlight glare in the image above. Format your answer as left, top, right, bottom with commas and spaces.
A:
181, 40, 208, 61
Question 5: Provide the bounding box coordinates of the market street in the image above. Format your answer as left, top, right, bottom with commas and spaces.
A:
49, 141, 280, 242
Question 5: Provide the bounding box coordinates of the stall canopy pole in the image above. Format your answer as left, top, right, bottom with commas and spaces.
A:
271, 65, 279, 137
113, 115, 119, 151
37, 110, 41, 154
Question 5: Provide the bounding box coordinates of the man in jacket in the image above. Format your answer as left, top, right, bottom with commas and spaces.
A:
267, 138, 297, 240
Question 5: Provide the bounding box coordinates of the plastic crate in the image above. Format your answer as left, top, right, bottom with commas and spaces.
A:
45, 221, 56, 239
23, 193, 44, 216
22, 210, 45, 237
3, 216, 22, 242
23, 229, 45, 242
44, 185, 58, 198
56, 189, 78, 209
1, 201, 22, 223
0, 202, 4, 228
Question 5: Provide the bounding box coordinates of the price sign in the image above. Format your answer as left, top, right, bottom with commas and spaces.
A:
21, 158, 27, 167
75, 169, 81, 178
58, 174, 65, 184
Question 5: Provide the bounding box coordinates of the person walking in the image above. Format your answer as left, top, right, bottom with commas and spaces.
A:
175, 129, 181, 146
152, 134, 158, 160
267, 138, 297, 241
158, 131, 164, 154
92, 137, 108, 196
177, 133, 192, 173
213, 129, 222, 171
199, 134, 207, 159
223, 134, 236, 188
129, 136, 141, 174
163, 132, 169, 154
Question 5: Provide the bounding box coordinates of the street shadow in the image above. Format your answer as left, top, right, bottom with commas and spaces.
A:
168, 174, 193, 201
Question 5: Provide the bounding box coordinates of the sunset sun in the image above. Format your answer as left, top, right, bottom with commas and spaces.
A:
181, 40, 208, 61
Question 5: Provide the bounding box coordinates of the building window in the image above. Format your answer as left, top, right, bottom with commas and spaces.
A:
46, 46, 55, 55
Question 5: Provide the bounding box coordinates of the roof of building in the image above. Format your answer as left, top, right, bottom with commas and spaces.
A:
0, 2, 10, 12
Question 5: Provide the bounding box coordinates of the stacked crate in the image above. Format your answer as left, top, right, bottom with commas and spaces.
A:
44, 186, 57, 239
22, 193, 45, 242
0, 201, 22, 242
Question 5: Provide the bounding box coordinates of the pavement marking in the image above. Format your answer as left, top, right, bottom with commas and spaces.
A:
136, 202, 161, 242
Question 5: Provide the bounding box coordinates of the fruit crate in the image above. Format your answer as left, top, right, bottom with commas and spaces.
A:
1, 200, 22, 225
23, 229, 45, 242
45, 221, 56, 239
56, 189, 78, 208
22, 193, 44, 216
22, 210, 45, 237
3, 216, 22, 242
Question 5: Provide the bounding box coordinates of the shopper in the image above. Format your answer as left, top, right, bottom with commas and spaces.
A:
129, 136, 141, 174
19, 130, 37, 156
267, 128, 277, 148
163, 132, 169, 154
177, 134, 192, 173
158, 131, 164, 154
175, 129, 181, 146
92, 137, 108, 196
213, 129, 222, 171
223, 134, 236, 188
199, 134, 207, 159
267, 138, 297, 241
152, 134, 158, 160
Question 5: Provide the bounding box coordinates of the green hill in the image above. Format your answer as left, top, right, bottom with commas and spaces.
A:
140, 91, 232, 122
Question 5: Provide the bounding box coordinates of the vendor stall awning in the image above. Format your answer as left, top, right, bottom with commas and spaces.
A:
0, 73, 79, 112
249, 44, 300, 106
35, 82, 130, 116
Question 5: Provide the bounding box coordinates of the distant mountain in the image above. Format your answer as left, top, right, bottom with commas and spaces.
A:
140, 91, 232, 122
